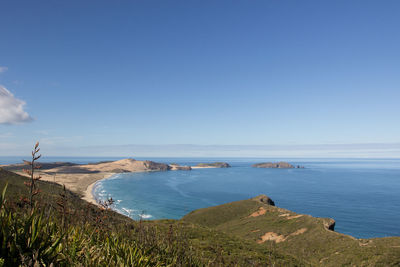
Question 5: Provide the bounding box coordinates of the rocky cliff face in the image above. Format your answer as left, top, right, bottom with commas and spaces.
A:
252, 194, 275, 206
143, 160, 171, 171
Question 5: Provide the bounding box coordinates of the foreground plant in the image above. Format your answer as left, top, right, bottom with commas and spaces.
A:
0, 183, 155, 266
23, 142, 42, 209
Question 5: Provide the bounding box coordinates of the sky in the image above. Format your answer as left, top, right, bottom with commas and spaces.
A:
0, 0, 400, 157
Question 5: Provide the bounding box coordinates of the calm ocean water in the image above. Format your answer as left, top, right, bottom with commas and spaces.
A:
2, 157, 399, 239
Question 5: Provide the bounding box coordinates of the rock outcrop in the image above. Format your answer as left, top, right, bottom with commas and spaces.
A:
142, 160, 171, 171
323, 219, 336, 231
252, 162, 303, 169
169, 164, 192, 171
252, 194, 275, 206
195, 162, 231, 168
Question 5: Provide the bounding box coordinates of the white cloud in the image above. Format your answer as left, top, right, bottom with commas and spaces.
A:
0, 85, 33, 124
0, 67, 8, 73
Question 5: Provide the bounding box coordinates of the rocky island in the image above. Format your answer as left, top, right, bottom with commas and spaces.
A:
252, 162, 304, 169
169, 164, 192, 171
193, 162, 231, 168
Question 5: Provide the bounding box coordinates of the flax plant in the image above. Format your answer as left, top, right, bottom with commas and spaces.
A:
23, 142, 42, 209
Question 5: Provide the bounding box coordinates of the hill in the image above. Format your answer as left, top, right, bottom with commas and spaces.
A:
183, 195, 400, 266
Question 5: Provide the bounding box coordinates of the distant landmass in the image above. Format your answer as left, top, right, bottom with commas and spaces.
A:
194, 162, 231, 168
252, 162, 304, 169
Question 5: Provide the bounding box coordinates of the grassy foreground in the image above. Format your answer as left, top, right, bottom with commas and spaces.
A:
1, 167, 399, 266
0, 168, 303, 266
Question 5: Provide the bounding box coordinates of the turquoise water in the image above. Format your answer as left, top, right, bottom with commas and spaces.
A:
2, 156, 399, 239
92, 158, 400, 239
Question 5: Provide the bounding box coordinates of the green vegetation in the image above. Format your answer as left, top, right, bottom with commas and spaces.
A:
0, 167, 304, 266
183, 197, 400, 266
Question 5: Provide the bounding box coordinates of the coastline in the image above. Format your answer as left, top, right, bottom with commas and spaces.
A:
83, 165, 224, 205
2, 159, 230, 207
82, 172, 115, 205
54, 165, 222, 205
1, 159, 172, 206
9, 170, 116, 206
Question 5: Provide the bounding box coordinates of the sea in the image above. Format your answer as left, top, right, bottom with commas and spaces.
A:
1, 156, 399, 239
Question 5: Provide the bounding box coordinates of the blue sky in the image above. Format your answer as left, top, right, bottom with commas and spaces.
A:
1, 0, 400, 157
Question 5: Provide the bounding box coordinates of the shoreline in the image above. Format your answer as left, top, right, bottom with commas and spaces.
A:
83, 165, 220, 205
2, 159, 230, 207
82, 172, 115, 205
82, 166, 222, 205
9, 170, 117, 206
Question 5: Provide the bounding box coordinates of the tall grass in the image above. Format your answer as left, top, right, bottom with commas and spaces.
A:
0, 184, 153, 266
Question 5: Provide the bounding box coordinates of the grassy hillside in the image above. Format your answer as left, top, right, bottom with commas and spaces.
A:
0, 167, 304, 266
3, 165, 398, 266
183, 196, 400, 266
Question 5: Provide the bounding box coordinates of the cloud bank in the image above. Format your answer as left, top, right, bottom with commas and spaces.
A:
0, 66, 8, 73
0, 86, 33, 124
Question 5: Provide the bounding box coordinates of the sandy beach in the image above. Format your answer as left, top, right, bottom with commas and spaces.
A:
9, 170, 115, 206
82, 175, 114, 205
3, 158, 172, 206
2, 159, 228, 206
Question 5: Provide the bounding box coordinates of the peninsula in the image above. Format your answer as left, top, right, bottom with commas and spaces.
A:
1, 159, 231, 205
2, 158, 172, 204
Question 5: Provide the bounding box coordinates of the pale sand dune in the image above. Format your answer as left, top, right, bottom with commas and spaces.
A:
9, 158, 171, 205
